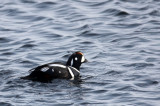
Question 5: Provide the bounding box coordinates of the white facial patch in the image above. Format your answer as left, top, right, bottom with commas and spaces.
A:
81, 55, 85, 62
75, 57, 78, 61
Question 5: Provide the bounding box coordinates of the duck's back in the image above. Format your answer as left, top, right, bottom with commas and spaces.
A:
21, 63, 71, 82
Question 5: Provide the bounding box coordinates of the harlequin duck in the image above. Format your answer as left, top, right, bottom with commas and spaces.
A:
21, 52, 87, 82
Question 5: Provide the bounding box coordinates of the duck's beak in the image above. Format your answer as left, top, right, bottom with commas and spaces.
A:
83, 59, 88, 63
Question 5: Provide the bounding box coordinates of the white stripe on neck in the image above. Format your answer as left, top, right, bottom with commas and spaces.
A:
69, 66, 80, 73
68, 67, 74, 80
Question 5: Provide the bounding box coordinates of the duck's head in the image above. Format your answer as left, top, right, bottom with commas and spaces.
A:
66, 51, 88, 70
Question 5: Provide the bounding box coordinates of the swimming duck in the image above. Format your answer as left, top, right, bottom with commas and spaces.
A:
21, 51, 87, 82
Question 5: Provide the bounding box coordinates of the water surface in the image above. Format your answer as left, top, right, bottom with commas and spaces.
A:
0, 0, 160, 105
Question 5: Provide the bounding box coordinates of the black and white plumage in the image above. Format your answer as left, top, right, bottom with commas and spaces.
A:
21, 52, 87, 82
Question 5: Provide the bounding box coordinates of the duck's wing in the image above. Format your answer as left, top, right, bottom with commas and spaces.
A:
21, 62, 70, 82
28, 62, 64, 72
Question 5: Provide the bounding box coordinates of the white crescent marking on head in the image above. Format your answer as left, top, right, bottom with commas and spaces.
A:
81, 55, 85, 62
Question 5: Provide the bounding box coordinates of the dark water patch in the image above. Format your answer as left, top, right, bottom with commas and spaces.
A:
0, 27, 13, 32
0, 70, 13, 82
35, 1, 56, 9
61, 53, 71, 59
0, 70, 13, 76
7, 38, 33, 46
0, 37, 12, 43
111, 37, 137, 42
0, 58, 9, 62
78, 30, 90, 36
1, 52, 15, 56
20, 43, 36, 48
116, 86, 136, 91
107, 92, 131, 99
19, 60, 36, 67
148, 20, 160, 25
76, 24, 90, 32
2, 8, 24, 16
79, 32, 101, 38
80, 41, 94, 45
74, 0, 100, 5
70, 17, 90, 22
111, 37, 149, 43
116, 11, 130, 16
123, 63, 154, 69
92, 89, 107, 94
91, 52, 108, 59
5, 78, 30, 89
30, 16, 47, 22
153, 0, 160, 1
125, 74, 145, 81
86, 81, 109, 87
139, 50, 155, 55
105, 70, 122, 76
54, 4, 74, 14
15, 15, 46, 22
101, 8, 129, 16
111, 23, 141, 29
43, 33, 63, 38
10, 58, 39, 70
82, 75, 94, 81
20, 0, 36, 4
0, 102, 13, 106
122, 44, 135, 48
134, 80, 159, 87
135, 102, 154, 106
145, 57, 157, 62
119, 0, 141, 3
137, 5, 150, 11
149, 10, 160, 16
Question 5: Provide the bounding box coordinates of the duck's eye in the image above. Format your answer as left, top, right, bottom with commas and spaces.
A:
75, 57, 78, 61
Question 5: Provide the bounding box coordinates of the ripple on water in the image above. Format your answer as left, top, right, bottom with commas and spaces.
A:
0, 37, 12, 43
101, 8, 129, 16
1, 52, 15, 56
134, 80, 159, 88
2, 8, 24, 17
123, 63, 154, 69
20, 43, 37, 48
105, 70, 123, 76
19, 0, 36, 4
145, 57, 157, 62
149, 10, 160, 16
35, 1, 57, 9
0, 102, 13, 106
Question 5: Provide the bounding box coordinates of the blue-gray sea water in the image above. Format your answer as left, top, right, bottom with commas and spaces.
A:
0, 0, 160, 105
